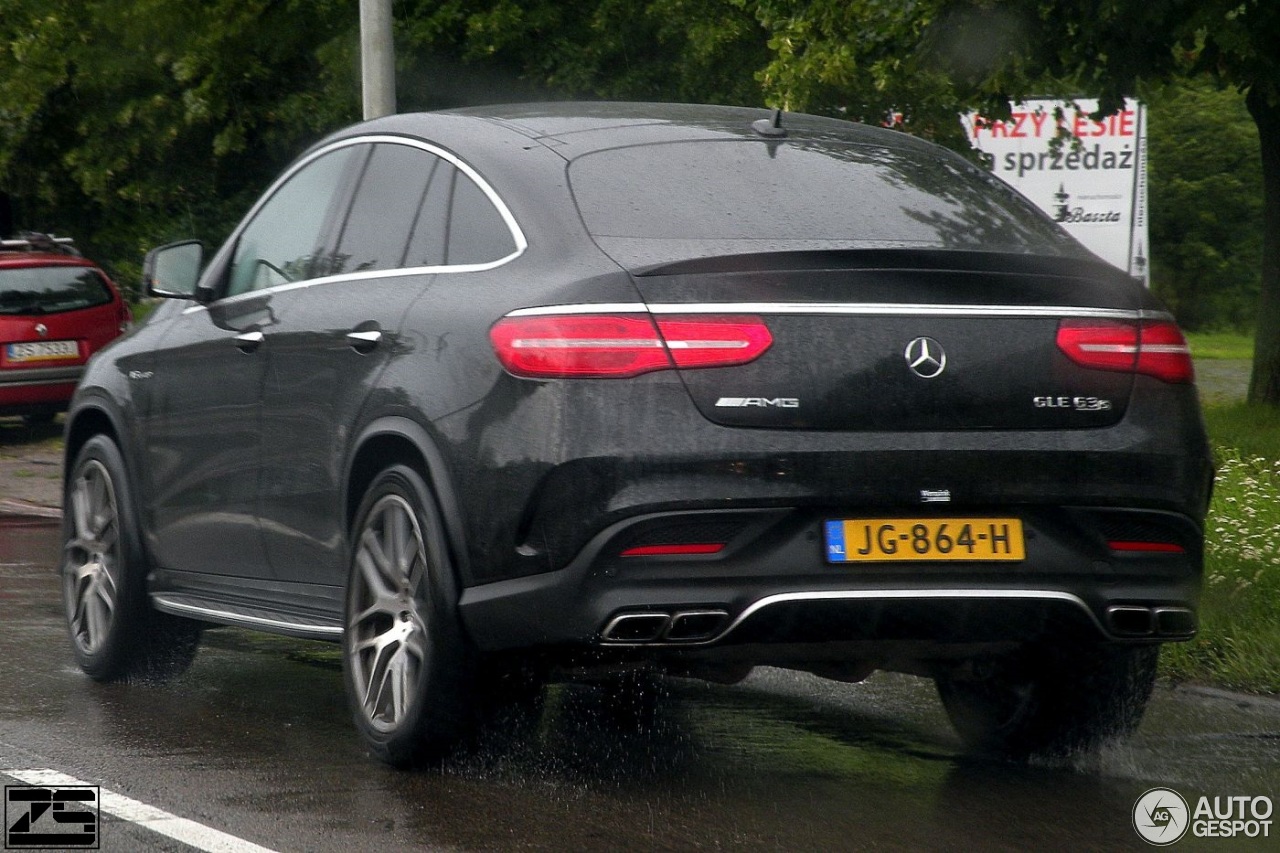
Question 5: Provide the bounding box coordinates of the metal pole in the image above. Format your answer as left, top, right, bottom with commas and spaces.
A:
360, 0, 396, 120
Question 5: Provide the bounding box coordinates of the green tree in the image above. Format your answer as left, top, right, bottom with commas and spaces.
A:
1148, 78, 1263, 331
393, 0, 769, 109
0, 0, 360, 285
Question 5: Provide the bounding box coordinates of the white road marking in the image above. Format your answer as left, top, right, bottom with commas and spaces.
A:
3, 768, 280, 853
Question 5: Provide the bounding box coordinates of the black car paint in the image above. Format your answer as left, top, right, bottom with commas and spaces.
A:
65, 104, 1211, 673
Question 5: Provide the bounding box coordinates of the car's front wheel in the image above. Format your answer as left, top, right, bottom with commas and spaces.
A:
935, 643, 1159, 759
62, 435, 200, 682
343, 465, 474, 766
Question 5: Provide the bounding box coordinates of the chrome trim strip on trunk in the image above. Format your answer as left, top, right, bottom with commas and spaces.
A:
506, 303, 648, 317
505, 303, 1173, 321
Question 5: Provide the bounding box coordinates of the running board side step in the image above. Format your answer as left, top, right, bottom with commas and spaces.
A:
151, 593, 344, 641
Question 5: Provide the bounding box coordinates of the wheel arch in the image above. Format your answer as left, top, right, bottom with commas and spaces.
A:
63, 397, 127, 491
344, 416, 471, 587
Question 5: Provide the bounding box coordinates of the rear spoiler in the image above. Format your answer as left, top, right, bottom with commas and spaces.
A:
630, 248, 1119, 278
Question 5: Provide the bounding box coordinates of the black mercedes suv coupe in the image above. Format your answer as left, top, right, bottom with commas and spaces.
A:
61, 103, 1213, 765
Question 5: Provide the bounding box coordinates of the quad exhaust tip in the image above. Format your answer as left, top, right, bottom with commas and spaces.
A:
601, 610, 730, 644
1106, 605, 1196, 638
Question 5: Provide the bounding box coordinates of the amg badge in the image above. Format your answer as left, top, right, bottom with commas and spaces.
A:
715, 397, 800, 408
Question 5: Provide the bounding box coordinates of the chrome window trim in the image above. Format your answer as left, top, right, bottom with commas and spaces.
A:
183, 134, 527, 314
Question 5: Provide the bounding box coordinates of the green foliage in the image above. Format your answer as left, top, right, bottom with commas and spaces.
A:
1160, 404, 1280, 692
1148, 79, 1263, 332
0, 0, 360, 285
394, 0, 769, 109
1185, 331, 1255, 361
1202, 401, 1280, 464
1160, 442, 1280, 693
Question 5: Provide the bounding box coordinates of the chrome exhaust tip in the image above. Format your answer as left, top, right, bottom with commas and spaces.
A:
665, 610, 730, 642
1107, 605, 1154, 637
601, 612, 670, 643
1154, 606, 1197, 637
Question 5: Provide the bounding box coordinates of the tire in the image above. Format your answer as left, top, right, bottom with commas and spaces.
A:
62, 435, 200, 683
342, 465, 475, 766
935, 643, 1159, 759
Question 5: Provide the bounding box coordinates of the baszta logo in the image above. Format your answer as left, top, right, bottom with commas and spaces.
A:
1052, 184, 1122, 224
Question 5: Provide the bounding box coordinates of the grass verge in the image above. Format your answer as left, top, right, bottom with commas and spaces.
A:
1159, 402, 1280, 693
1183, 331, 1254, 360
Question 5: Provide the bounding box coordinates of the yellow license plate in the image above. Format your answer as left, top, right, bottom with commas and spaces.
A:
825, 518, 1025, 563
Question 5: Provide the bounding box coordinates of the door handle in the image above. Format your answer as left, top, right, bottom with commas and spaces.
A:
347, 329, 382, 354
234, 330, 264, 353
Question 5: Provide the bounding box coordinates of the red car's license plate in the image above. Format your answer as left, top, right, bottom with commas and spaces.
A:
6, 340, 79, 363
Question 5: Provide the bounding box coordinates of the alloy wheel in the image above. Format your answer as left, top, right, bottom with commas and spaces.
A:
347, 494, 431, 732
63, 459, 121, 655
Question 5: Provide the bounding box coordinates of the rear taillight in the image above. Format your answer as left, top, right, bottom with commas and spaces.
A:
1056, 319, 1193, 383
1107, 540, 1186, 554
489, 313, 772, 378
619, 543, 725, 557
1135, 321, 1195, 383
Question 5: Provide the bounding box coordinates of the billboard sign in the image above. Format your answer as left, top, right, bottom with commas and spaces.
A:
962, 99, 1148, 282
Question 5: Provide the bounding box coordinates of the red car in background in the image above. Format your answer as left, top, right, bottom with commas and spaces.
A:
1, 234, 132, 424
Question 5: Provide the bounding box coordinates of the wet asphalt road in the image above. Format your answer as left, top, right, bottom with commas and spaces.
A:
3, 519, 1279, 852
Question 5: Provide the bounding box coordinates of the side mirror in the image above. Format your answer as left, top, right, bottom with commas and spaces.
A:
144, 240, 206, 300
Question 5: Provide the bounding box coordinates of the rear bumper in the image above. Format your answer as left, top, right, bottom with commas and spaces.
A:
0, 365, 81, 413
447, 371, 1213, 587
457, 504, 1202, 658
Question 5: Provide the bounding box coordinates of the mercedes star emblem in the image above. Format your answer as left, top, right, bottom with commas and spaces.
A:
904, 336, 947, 379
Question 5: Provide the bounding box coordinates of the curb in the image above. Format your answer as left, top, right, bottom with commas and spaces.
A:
0, 499, 62, 521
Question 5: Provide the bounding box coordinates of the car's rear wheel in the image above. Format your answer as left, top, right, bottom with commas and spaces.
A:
935, 643, 1159, 759
343, 465, 473, 766
62, 435, 200, 682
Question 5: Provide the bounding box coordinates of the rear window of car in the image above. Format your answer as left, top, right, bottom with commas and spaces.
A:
0, 266, 114, 315
568, 139, 1084, 256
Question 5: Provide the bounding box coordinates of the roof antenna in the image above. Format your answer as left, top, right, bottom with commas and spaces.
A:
752, 108, 786, 138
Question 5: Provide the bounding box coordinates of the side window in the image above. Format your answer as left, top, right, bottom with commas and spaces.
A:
332, 144, 439, 274
227, 147, 355, 296
403, 160, 453, 268
446, 170, 517, 265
